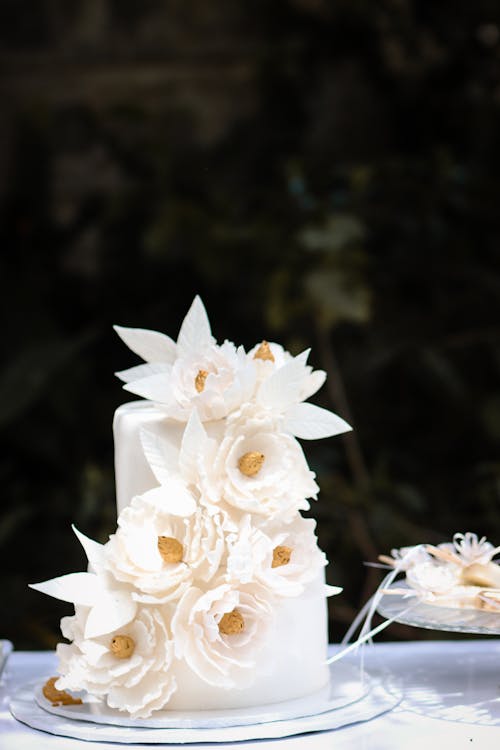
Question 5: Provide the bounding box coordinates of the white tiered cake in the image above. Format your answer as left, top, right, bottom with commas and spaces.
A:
31, 297, 351, 718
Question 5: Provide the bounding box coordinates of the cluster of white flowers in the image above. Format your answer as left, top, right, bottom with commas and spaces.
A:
31, 296, 349, 718
382, 532, 500, 609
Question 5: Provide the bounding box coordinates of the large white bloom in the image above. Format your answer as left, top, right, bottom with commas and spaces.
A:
106, 488, 226, 602
209, 412, 319, 520
225, 514, 329, 597
114, 296, 256, 422
171, 583, 273, 689
56, 604, 176, 719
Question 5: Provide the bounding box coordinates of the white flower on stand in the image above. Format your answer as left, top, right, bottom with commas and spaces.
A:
114, 296, 256, 421
171, 583, 274, 689
249, 340, 327, 405
405, 561, 461, 601
225, 514, 331, 597
106, 486, 226, 601
56, 604, 177, 719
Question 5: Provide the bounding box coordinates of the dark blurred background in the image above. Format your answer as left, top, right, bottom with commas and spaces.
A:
2, 0, 500, 649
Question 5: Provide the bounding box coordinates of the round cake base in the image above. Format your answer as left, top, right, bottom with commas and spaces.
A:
9, 662, 400, 743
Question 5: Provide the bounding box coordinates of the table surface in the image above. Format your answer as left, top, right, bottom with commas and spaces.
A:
2, 640, 500, 749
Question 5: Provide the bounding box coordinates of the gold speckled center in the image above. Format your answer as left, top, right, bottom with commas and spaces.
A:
219, 609, 245, 635
110, 635, 135, 659
158, 536, 184, 564
238, 451, 265, 477
272, 545, 293, 568
195, 369, 209, 393
254, 340, 275, 362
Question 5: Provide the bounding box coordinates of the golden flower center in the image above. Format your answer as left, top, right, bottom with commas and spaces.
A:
43, 677, 82, 706
195, 369, 209, 393
158, 536, 184, 564
272, 545, 293, 568
110, 634, 135, 659
254, 340, 275, 362
238, 451, 265, 477
219, 609, 245, 635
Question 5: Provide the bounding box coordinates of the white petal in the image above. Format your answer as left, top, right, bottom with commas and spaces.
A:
123, 373, 172, 403
115, 362, 170, 384
258, 350, 311, 411
179, 410, 207, 483
72, 526, 106, 570
84, 591, 137, 639
176, 296, 214, 356
141, 483, 196, 516
140, 428, 179, 483
29, 572, 102, 606
113, 325, 177, 363
283, 402, 352, 440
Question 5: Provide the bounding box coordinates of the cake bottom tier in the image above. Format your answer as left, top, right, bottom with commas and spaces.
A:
167, 580, 329, 710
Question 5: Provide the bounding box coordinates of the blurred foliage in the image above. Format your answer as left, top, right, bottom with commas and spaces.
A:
2, 0, 500, 648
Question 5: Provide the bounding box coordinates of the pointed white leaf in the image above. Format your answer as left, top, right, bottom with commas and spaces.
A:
140, 428, 179, 483
283, 402, 352, 440
122, 373, 173, 403
113, 325, 177, 363
176, 296, 214, 356
325, 584, 343, 597
72, 526, 106, 570
258, 350, 311, 411
301, 369, 326, 400
179, 410, 207, 483
29, 572, 101, 606
115, 362, 170, 384
84, 590, 137, 639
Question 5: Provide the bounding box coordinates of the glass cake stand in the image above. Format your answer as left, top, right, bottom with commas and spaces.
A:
376, 583, 500, 726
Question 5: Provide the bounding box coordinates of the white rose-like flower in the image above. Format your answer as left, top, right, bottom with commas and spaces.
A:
56, 604, 177, 719
106, 487, 226, 602
171, 583, 273, 689
114, 296, 256, 421
225, 514, 327, 597
406, 561, 461, 600
205, 419, 319, 520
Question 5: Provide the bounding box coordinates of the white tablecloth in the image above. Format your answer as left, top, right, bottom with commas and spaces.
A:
1, 641, 500, 749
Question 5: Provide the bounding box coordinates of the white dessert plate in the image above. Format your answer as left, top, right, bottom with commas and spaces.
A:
377, 583, 500, 635
10, 663, 401, 743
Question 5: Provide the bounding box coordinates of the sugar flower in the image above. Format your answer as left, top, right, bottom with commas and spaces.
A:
106, 487, 226, 602
225, 514, 334, 598
114, 296, 256, 422
171, 583, 273, 689
56, 604, 177, 719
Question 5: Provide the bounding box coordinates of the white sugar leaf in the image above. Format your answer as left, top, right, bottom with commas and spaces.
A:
29, 572, 101, 606
301, 369, 326, 400
113, 326, 176, 363
325, 584, 343, 597
283, 402, 352, 440
72, 526, 106, 570
179, 410, 207, 483
258, 351, 311, 411
122, 373, 172, 403
84, 591, 137, 639
177, 296, 214, 356
140, 428, 179, 483
115, 362, 170, 384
